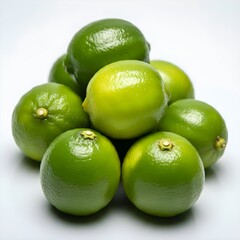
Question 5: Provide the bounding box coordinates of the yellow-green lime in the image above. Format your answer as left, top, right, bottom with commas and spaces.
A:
12, 83, 89, 161
83, 60, 169, 139
122, 131, 205, 217
158, 99, 228, 168
150, 60, 194, 104
65, 18, 150, 98
40, 128, 121, 216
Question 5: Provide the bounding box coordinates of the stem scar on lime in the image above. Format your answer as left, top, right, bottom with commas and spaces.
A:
215, 136, 226, 151
158, 139, 174, 151
36, 107, 48, 119
81, 130, 97, 140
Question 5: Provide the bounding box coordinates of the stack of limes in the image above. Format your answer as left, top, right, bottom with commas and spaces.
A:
12, 18, 228, 217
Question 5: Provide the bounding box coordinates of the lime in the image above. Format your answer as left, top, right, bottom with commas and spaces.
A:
48, 54, 81, 95
40, 128, 121, 216
65, 18, 150, 97
122, 131, 205, 217
83, 60, 169, 139
158, 99, 228, 168
150, 60, 194, 104
12, 83, 89, 161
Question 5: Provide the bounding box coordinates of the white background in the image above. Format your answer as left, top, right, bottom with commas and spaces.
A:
1, 0, 240, 239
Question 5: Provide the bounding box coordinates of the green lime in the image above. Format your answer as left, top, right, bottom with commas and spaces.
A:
12, 83, 89, 161
65, 18, 150, 98
82, 60, 168, 139
122, 131, 205, 217
40, 128, 121, 216
48, 54, 81, 95
150, 60, 194, 104
158, 99, 228, 168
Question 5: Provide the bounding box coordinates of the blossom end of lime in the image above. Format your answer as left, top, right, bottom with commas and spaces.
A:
215, 136, 226, 151
158, 139, 174, 151
36, 107, 48, 119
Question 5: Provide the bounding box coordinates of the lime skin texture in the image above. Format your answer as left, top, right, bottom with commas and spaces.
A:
12, 83, 89, 161
122, 131, 205, 217
40, 128, 121, 216
158, 99, 228, 168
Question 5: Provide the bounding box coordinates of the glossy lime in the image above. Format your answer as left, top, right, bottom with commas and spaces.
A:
48, 54, 81, 95
12, 83, 89, 161
82, 60, 168, 139
158, 99, 228, 168
40, 128, 121, 216
150, 60, 194, 104
65, 18, 150, 98
122, 131, 205, 217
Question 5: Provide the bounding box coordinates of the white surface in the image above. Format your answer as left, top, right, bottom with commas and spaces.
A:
1, 0, 240, 239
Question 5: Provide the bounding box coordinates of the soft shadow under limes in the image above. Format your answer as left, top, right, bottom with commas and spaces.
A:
204, 162, 225, 182
47, 203, 109, 225
126, 203, 195, 226
205, 167, 218, 179
18, 153, 41, 172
